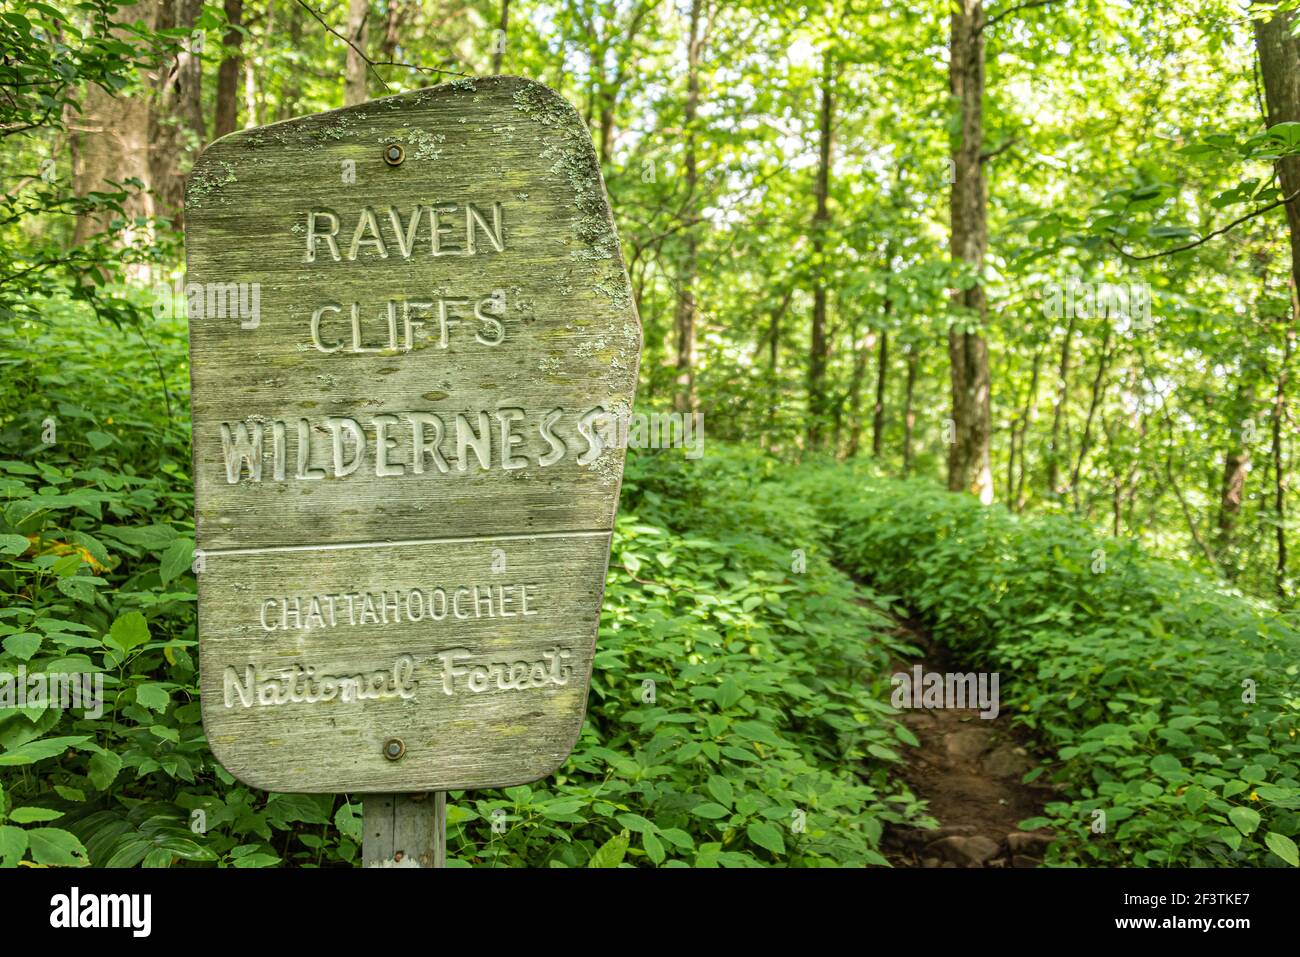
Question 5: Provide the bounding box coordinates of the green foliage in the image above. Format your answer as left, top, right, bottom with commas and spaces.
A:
440, 447, 927, 866
811, 466, 1300, 867
1, 1, 174, 327
0, 310, 927, 867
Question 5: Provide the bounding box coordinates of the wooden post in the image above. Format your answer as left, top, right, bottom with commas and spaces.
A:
362, 792, 447, 868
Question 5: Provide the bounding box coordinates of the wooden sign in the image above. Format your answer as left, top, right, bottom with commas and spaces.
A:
185, 77, 640, 794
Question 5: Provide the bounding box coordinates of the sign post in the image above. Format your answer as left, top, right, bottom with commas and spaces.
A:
184, 76, 640, 866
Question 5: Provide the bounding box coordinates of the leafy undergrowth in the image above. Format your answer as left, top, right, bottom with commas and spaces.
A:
0, 305, 925, 867
807, 466, 1300, 867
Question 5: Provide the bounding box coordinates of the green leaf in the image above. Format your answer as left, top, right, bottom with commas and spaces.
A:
2, 633, 41, 660
56, 576, 101, 604
159, 538, 194, 586
1264, 121, 1300, 148
615, 813, 655, 834
26, 827, 88, 866
715, 678, 743, 710
87, 749, 122, 790
135, 683, 170, 712
107, 611, 150, 653
1018, 817, 1053, 830
9, 806, 63, 823
334, 801, 363, 843
1228, 806, 1260, 836
706, 774, 734, 808
867, 743, 901, 762
733, 720, 783, 748
0, 825, 29, 866
0, 735, 90, 767
1150, 754, 1182, 778
690, 802, 731, 820
587, 830, 629, 868
1264, 832, 1299, 867
0, 535, 29, 558
264, 792, 332, 827
643, 830, 665, 865
658, 827, 695, 850
746, 820, 785, 855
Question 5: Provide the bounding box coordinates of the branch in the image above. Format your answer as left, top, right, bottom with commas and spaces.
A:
979, 136, 1019, 163
980, 0, 1067, 33
1108, 188, 1300, 261
293, 0, 471, 93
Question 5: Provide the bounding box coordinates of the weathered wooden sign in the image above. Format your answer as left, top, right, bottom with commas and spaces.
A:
185, 77, 640, 794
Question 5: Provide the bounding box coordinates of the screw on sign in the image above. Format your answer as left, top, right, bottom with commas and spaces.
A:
184, 77, 641, 868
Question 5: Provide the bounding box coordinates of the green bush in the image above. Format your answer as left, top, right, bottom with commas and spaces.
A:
810, 468, 1300, 867
0, 305, 926, 867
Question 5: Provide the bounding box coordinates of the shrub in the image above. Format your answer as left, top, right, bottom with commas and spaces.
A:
811, 469, 1300, 867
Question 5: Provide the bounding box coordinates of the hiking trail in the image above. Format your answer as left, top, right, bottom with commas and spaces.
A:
878, 615, 1059, 868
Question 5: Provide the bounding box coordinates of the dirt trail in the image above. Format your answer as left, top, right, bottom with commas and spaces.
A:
880, 616, 1058, 868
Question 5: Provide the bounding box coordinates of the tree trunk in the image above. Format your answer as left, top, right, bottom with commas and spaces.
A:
845, 327, 875, 458
493, 0, 510, 73
150, 0, 205, 222
806, 50, 834, 450
345, 0, 371, 107
1014, 347, 1043, 511
1068, 324, 1114, 508
764, 289, 792, 445
1046, 311, 1077, 497
1252, 2, 1300, 595
382, 0, 403, 61
672, 0, 704, 414
1253, 4, 1300, 292
70, 1, 156, 248
871, 328, 889, 457
946, 0, 993, 502
903, 345, 918, 476
1216, 384, 1254, 560
1270, 286, 1295, 598
214, 0, 244, 137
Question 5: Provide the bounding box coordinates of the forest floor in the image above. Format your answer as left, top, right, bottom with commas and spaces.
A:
877, 614, 1059, 868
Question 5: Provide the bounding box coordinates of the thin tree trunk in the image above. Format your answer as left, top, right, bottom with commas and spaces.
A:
1014, 347, 1043, 511
1272, 283, 1297, 597
946, 0, 993, 501
149, 0, 205, 222
381, 0, 402, 61
1252, 2, 1300, 594
1069, 325, 1114, 508
845, 327, 875, 458
764, 289, 792, 446
872, 327, 889, 456
214, 0, 244, 137
345, 0, 370, 106
903, 345, 918, 476
242, 57, 257, 128
673, 0, 704, 414
493, 0, 510, 73
806, 50, 834, 450
1216, 384, 1255, 560
1138, 347, 1217, 566
1047, 311, 1078, 497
